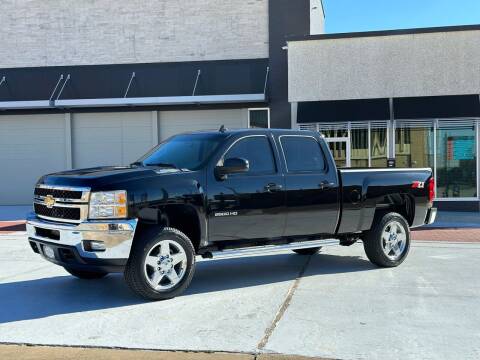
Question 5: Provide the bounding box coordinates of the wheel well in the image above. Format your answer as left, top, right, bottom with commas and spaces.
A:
160, 204, 202, 251
374, 194, 415, 226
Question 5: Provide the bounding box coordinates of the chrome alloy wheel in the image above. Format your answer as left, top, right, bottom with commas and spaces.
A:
381, 220, 407, 261
144, 239, 187, 291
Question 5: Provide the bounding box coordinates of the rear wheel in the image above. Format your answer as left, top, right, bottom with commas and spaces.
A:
64, 267, 108, 279
292, 247, 321, 255
124, 227, 196, 301
363, 212, 410, 267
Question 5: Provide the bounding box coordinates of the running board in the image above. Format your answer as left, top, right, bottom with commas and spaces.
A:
203, 239, 339, 260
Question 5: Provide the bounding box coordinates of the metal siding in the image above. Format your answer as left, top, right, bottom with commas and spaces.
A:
0, 114, 66, 205
72, 112, 154, 168
158, 109, 247, 141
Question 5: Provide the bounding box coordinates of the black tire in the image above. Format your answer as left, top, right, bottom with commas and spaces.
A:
64, 267, 108, 279
292, 247, 321, 255
124, 227, 196, 301
363, 212, 410, 267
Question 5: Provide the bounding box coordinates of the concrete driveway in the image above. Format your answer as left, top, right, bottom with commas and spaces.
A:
0, 233, 479, 360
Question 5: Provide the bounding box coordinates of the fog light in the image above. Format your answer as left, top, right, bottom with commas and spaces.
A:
83, 240, 106, 252
43, 245, 55, 259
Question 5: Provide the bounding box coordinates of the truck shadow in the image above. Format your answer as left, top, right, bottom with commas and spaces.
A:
0, 253, 375, 324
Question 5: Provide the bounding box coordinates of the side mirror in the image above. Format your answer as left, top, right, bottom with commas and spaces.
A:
216, 157, 249, 179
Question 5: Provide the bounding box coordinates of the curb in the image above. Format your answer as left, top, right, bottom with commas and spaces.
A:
0, 221, 26, 234
0, 344, 326, 360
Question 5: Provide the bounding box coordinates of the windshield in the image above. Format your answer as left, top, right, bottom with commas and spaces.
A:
135, 133, 227, 170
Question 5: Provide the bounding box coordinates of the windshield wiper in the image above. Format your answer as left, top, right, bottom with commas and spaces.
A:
131, 161, 144, 167
145, 162, 181, 170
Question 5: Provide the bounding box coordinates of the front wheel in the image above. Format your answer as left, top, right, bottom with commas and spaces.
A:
124, 227, 196, 301
64, 267, 108, 279
363, 212, 410, 267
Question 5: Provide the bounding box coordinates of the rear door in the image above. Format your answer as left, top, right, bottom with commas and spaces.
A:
279, 135, 340, 236
207, 134, 286, 241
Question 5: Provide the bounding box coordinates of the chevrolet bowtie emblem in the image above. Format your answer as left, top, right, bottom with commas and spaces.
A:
44, 195, 56, 209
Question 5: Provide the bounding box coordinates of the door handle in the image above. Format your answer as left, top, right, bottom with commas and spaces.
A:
319, 181, 335, 190
264, 183, 283, 193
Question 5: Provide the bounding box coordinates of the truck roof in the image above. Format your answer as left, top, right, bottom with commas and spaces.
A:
180, 128, 319, 137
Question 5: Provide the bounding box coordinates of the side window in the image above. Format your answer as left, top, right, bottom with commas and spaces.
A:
224, 136, 276, 174
281, 136, 326, 172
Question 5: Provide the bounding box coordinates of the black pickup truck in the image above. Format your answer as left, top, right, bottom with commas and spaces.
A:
27, 128, 436, 300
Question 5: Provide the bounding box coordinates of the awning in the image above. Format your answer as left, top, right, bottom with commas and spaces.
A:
0, 100, 52, 110
0, 59, 269, 111
55, 94, 265, 109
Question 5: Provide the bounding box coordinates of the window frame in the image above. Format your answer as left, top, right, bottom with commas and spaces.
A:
248, 108, 271, 129
218, 134, 278, 176
279, 135, 328, 174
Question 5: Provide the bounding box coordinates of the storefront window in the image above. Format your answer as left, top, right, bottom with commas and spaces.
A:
327, 140, 348, 168
351, 128, 369, 167
321, 129, 348, 138
371, 128, 388, 167
395, 126, 434, 168
436, 124, 477, 198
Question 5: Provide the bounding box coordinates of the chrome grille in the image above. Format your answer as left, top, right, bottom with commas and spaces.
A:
34, 185, 90, 223
34, 203, 81, 221
34, 187, 83, 200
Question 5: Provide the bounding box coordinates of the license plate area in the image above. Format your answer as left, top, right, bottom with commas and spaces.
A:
35, 227, 60, 241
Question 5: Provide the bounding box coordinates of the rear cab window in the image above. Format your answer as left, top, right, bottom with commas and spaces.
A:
280, 136, 327, 173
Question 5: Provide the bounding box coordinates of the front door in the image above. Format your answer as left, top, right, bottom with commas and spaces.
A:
326, 137, 351, 168
207, 135, 286, 242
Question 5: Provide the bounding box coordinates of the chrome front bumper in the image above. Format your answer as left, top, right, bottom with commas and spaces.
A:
26, 213, 138, 260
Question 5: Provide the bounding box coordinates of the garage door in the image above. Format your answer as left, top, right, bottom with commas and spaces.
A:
159, 109, 248, 141
72, 112, 156, 168
0, 114, 67, 205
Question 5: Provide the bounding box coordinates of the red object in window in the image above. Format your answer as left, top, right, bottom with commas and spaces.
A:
447, 139, 454, 160
428, 178, 435, 203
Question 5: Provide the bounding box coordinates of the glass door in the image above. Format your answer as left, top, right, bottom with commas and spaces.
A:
326, 138, 351, 168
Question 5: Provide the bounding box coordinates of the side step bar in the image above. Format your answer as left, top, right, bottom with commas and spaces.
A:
203, 238, 339, 260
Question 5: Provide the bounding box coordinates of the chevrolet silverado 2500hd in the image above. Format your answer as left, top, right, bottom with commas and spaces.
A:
27, 128, 436, 300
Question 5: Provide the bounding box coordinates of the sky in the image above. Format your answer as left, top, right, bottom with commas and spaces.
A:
322, 0, 480, 33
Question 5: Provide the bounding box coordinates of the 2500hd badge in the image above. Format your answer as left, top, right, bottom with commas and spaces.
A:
214, 211, 238, 217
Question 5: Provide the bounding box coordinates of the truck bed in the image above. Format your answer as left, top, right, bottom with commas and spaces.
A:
336, 168, 433, 234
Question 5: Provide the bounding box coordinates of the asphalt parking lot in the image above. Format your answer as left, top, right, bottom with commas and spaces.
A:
0, 233, 479, 360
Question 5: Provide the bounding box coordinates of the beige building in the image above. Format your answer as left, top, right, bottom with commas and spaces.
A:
288, 25, 480, 211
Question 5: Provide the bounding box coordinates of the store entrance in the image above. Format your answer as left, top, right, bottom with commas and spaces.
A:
325, 137, 351, 168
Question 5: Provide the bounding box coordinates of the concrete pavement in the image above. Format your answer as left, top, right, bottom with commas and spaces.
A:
0, 233, 479, 359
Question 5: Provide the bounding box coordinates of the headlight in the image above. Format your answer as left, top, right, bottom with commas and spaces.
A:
89, 191, 128, 219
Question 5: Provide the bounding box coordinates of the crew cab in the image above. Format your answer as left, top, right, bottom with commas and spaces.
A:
27, 128, 437, 300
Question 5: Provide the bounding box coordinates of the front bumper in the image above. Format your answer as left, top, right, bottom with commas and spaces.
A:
26, 213, 138, 270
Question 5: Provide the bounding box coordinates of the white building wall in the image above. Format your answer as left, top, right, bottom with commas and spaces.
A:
0, 0, 269, 68
310, 0, 325, 35
288, 29, 480, 102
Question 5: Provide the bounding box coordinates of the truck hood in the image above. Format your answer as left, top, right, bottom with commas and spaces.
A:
37, 166, 182, 189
